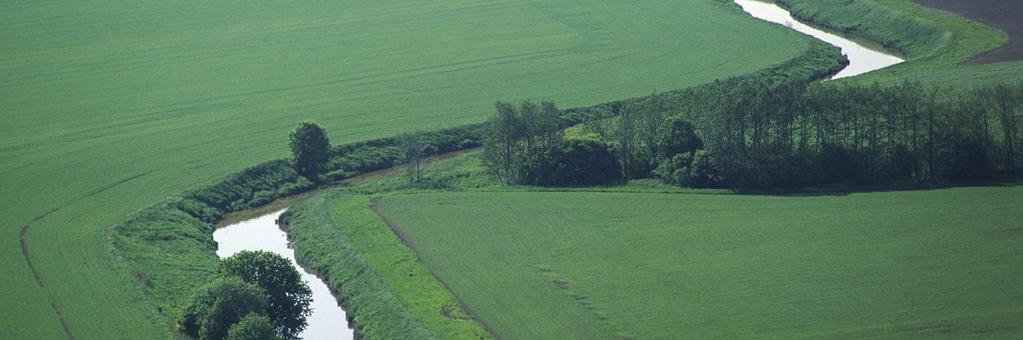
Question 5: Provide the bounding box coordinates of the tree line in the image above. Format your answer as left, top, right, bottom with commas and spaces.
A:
480, 80, 1023, 189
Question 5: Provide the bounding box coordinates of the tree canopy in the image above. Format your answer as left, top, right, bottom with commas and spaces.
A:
179, 276, 268, 340
289, 120, 331, 180
219, 250, 312, 340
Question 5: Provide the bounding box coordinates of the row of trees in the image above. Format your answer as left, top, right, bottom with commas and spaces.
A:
481, 80, 1022, 189
179, 251, 312, 340
676, 80, 1023, 188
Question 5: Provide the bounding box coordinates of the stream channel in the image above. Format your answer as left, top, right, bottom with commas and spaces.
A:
211, 2, 905, 338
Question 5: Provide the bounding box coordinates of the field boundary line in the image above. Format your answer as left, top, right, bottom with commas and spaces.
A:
19, 207, 75, 340
18, 172, 149, 340
368, 196, 500, 339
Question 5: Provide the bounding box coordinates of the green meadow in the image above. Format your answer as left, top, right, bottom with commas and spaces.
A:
375, 188, 1023, 338
1, 0, 813, 337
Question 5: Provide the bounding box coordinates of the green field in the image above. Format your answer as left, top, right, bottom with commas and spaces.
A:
373, 188, 1023, 338
0, 0, 817, 337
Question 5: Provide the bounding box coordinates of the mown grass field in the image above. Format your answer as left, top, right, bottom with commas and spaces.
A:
0, 0, 816, 337
375, 188, 1023, 338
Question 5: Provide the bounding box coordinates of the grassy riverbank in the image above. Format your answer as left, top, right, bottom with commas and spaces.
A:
282, 192, 491, 339
779, 0, 1023, 87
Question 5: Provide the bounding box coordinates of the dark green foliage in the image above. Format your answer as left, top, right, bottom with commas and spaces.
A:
179, 276, 268, 340
481, 100, 565, 185
655, 150, 721, 188
219, 251, 312, 340
290, 121, 331, 180
226, 314, 281, 340
675, 80, 1023, 188
655, 116, 703, 159
522, 138, 622, 187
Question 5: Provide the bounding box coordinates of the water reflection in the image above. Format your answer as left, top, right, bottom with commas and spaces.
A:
214, 210, 353, 340
734, 0, 904, 79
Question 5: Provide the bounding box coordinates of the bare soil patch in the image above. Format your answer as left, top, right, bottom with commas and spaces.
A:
914, 0, 1023, 64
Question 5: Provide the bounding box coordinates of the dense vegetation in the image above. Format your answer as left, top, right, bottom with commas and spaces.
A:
488, 80, 1022, 189
374, 188, 1023, 338
2, 1, 818, 336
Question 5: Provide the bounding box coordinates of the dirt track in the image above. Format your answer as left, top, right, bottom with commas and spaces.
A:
914, 0, 1023, 64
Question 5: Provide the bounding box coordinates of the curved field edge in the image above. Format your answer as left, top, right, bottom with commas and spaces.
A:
375, 188, 1023, 338
280, 191, 490, 339
776, 0, 1023, 86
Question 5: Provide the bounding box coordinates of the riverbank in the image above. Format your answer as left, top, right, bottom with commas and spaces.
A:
777, 0, 1023, 87
913, 0, 1023, 64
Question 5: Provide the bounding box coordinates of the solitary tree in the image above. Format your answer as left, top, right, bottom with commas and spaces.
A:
289, 120, 330, 180
220, 251, 312, 340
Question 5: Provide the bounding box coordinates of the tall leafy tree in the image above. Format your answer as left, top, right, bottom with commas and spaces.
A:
220, 251, 312, 340
179, 277, 269, 340
289, 120, 331, 180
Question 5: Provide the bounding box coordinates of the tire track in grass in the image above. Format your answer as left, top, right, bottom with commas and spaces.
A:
17, 172, 148, 340
368, 196, 500, 339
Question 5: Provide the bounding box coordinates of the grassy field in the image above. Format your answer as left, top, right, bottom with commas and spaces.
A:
0, 0, 817, 337
374, 188, 1023, 338
781, 0, 1023, 87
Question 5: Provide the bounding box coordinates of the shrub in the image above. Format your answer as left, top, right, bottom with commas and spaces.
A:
179, 276, 268, 340
226, 314, 281, 340
523, 138, 622, 187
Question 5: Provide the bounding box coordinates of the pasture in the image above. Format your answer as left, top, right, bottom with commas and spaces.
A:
0, 0, 812, 337
375, 188, 1023, 338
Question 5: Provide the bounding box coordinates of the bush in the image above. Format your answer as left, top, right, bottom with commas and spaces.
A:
522, 138, 622, 187
226, 314, 281, 340
179, 277, 268, 340
655, 116, 703, 159
655, 150, 722, 188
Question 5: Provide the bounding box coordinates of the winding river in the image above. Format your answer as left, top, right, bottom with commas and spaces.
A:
214, 210, 354, 340
210, 3, 904, 339
734, 0, 904, 79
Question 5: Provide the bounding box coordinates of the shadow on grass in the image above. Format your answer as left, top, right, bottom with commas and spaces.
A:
734, 179, 1023, 197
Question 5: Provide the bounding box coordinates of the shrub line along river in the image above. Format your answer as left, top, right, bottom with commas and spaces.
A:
211, 2, 905, 339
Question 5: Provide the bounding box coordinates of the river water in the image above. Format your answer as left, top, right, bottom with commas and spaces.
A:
734, 0, 904, 79
214, 209, 354, 340
209, 3, 904, 339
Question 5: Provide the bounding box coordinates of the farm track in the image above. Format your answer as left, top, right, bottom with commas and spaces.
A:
367, 197, 499, 338
19, 212, 74, 340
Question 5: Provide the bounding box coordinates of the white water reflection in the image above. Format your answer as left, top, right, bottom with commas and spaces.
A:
214, 210, 353, 340
735, 0, 904, 79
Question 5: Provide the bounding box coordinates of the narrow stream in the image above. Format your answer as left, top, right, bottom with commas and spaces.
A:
734, 0, 904, 79
214, 209, 354, 340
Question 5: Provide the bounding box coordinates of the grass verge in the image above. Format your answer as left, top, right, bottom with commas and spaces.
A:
281, 191, 491, 339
